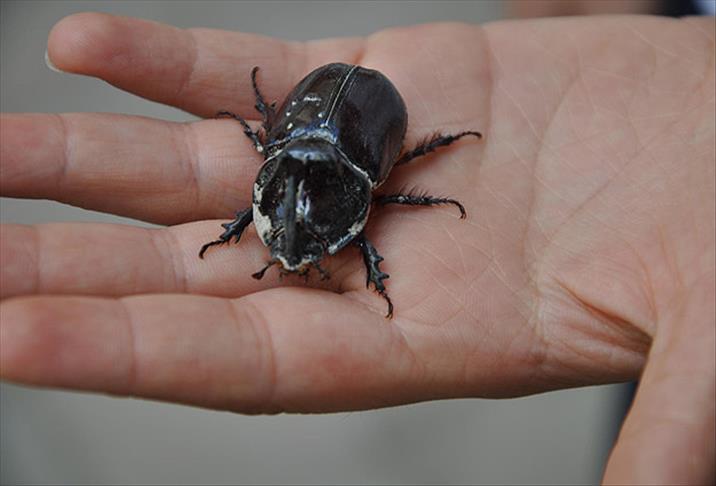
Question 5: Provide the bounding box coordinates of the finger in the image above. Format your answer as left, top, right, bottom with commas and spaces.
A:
0, 221, 360, 300
47, 13, 364, 118
603, 278, 715, 485
0, 292, 423, 413
0, 113, 261, 224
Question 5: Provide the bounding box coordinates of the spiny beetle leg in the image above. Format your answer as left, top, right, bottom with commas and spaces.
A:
354, 233, 393, 319
199, 208, 253, 259
215, 110, 265, 154
395, 131, 482, 166
250, 66, 275, 135
375, 193, 466, 219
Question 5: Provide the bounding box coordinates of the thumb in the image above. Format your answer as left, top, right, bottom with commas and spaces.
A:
603, 277, 715, 485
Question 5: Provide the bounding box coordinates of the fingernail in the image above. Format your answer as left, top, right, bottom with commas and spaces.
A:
44, 49, 65, 73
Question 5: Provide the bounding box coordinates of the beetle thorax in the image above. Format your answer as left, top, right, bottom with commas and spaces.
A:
252, 138, 371, 273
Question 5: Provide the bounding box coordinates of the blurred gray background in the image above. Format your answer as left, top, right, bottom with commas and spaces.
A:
1, 1, 632, 484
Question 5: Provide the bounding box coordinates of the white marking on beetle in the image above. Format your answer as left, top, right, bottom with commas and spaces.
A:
333, 145, 375, 187
261, 151, 281, 165
328, 208, 370, 255
310, 128, 337, 143
267, 128, 338, 154
276, 254, 313, 272
303, 93, 322, 103
317, 112, 324, 118
348, 163, 372, 186
348, 211, 368, 236
252, 183, 273, 246
286, 122, 294, 130
295, 179, 310, 221
323, 65, 358, 127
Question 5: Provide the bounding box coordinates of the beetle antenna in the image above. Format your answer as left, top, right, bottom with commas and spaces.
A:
251, 259, 277, 280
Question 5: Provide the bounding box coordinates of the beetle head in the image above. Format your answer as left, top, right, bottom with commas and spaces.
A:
253, 139, 371, 277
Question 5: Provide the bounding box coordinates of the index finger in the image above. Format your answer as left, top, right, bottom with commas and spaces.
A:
47, 13, 365, 119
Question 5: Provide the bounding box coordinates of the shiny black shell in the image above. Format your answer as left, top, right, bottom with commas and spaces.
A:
265, 63, 408, 186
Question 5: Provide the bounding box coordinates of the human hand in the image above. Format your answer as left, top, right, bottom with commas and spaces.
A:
1, 13, 713, 484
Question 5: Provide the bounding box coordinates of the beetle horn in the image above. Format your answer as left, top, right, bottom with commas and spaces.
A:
283, 174, 299, 260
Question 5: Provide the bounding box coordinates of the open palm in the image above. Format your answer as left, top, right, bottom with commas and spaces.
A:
2, 13, 714, 483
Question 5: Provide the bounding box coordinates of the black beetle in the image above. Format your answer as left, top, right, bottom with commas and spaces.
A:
199, 63, 481, 318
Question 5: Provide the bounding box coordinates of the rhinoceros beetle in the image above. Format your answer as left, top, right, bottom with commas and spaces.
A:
199, 63, 481, 318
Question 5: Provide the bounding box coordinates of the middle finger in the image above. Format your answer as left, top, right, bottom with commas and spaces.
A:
46, 13, 364, 119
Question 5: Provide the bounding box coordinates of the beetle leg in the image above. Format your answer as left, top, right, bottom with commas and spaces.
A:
354, 233, 393, 318
252, 259, 278, 280
250, 66, 275, 135
199, 208, 253, 258
375, 192, 466, 219
215, 110, 265, 154
312, 261, 331, 281
395, 131, 482, 166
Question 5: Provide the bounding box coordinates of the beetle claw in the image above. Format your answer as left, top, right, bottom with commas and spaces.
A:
312, 262, 331, 281
379, 290, 394, 319
252, 260, 277, 280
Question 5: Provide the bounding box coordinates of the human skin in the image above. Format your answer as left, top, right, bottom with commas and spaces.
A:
0, 13, 713, 484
